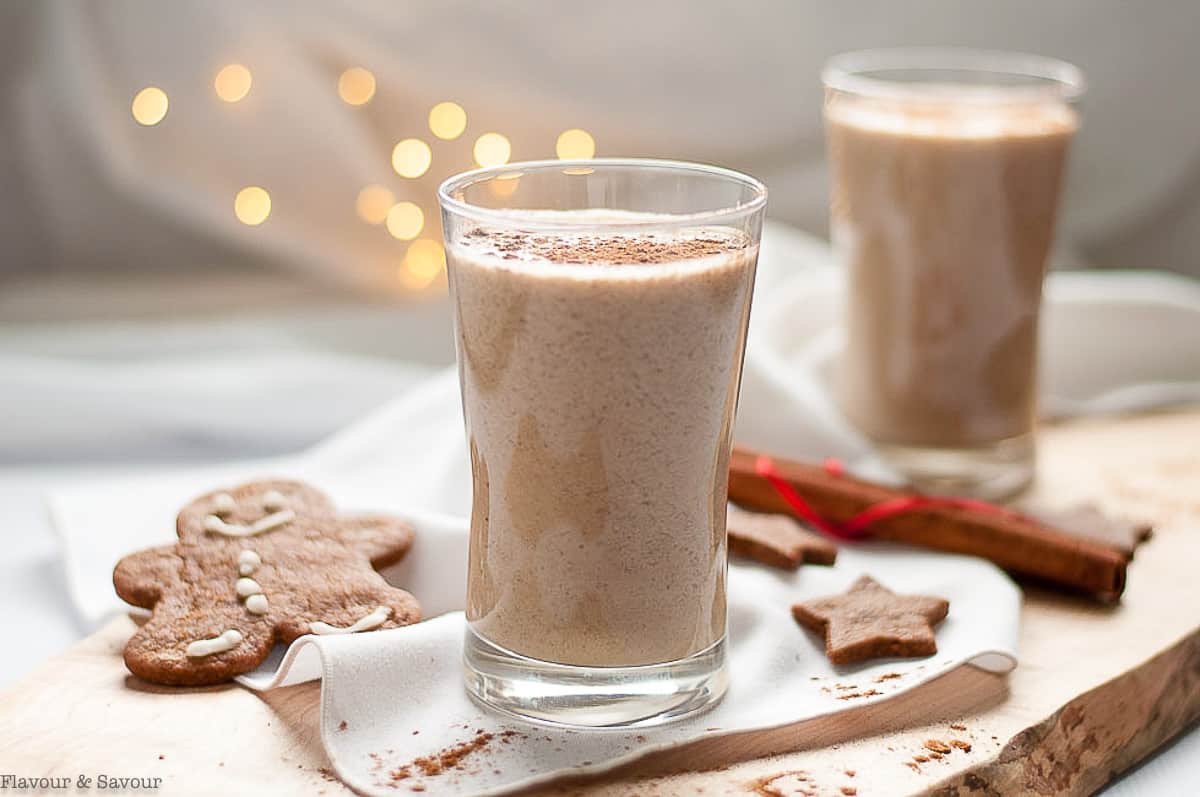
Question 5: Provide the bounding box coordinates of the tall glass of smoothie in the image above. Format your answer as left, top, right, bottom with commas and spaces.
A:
823, 49, 1084, 499
439, 160, 766, 727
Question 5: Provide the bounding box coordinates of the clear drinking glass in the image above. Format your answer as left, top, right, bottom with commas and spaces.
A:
439, 159, 766, 727
823, 48, 1085, 499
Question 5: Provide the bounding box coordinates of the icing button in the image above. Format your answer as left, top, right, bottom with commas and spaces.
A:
235, 577, 263, 598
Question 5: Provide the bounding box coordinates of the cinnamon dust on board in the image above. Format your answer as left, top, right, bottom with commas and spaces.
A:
905, 735, 974, 770
836, 689, 882, 701
751, 770, 816, 797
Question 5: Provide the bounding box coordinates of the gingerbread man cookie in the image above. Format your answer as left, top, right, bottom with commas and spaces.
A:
114, 480, 421, 685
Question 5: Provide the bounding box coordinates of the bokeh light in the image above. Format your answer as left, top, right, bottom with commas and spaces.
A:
391, 139, 433, 178
131, 87, 169, 126
400, 239, 447, 290
234, 186, 271, 226
488, 172, 521, 199
386, 201, 424, 240
556, 129, 596, 160
428, 101, 467, 140
473, 133, 511, 168
338, 67, 376, 106
356, 185, 395, 225
214, 64, 252, 103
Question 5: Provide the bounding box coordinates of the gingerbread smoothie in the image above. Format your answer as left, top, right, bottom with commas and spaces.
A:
830, 98, 1077, 448
822, 51, 1083, 498
448, 219, 758, 667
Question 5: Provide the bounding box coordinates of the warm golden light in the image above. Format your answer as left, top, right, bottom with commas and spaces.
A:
338, 67, 376, 106
473, 132, 511, 168
391, 139, 432, 178
488, 172, 521, 199
131, 87, 169, 126
234, 186, 271, 226
556, 129, 596, 160
355, 185, 395, 225
428, 101, 467, 140
214, 64, 252, 103
386, 202, 424, 240
400, 239, 447, 290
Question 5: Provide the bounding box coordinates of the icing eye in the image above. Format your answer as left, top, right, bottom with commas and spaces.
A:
262, 490, 287, 512
212, 493, 236, 516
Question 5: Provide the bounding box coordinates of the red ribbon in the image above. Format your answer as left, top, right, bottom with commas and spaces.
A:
753, 454, 1011, 542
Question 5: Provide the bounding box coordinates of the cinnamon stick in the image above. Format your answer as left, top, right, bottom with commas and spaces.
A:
728, 447, 1129, 600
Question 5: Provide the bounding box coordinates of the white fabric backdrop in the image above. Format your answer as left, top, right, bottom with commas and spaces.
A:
2, 0, 1200, 299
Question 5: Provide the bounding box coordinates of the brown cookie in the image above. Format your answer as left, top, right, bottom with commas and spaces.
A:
1020, 502, 1153, 560
113, 480, 420, 686
792, 575, 949, 665
727, 504, 838, 569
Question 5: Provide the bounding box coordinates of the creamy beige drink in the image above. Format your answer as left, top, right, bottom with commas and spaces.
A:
825, 70, 1079, 497
448, 219, 757, 667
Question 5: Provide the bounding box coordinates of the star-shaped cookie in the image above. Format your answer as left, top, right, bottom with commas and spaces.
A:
1021, 502, 1153, 560
792, 575, 949, 665
727, 504, 838, 569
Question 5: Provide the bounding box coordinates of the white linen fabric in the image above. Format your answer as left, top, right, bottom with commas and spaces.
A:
41, 229, 1200, 794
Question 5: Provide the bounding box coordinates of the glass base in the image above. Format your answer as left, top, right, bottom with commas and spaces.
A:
462, 627, 728, 729
878, 432, 1034, 501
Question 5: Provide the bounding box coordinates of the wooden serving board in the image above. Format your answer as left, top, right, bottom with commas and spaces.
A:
1, 410, 1198, 796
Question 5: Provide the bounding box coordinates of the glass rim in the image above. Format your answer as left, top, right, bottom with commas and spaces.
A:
822, 47, 1086, 103
437, 158, 768, 231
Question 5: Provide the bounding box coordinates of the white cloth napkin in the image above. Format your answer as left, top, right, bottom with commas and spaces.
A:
241, 529, 1019, 797
47, 256, 1200, 795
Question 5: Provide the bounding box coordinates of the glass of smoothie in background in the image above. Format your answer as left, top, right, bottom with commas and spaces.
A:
439, 160, 766, 727
823, 49, 1085, 499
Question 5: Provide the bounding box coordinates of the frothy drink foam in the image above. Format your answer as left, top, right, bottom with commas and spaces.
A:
448, 216, 757, 666
829, 99, 1077, 448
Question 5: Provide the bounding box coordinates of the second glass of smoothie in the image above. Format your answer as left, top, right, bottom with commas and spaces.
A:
439, 160, 766, 727
824, 49, 1084, 499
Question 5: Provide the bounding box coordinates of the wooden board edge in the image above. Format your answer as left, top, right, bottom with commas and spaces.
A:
922, 627, 1200, 796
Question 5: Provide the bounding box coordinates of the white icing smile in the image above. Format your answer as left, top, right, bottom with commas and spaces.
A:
186, 629, 244, 658
309, 606, 391, 635
204, 509, 295, 537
